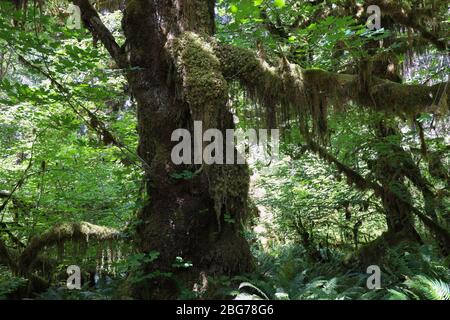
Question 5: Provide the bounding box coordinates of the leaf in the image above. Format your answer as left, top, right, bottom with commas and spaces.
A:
234, 292, 264, 300
274, 0, 285, 8
238, 282, 270, 300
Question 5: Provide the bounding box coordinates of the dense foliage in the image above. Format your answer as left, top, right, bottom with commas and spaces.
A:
0, 0, 449, 300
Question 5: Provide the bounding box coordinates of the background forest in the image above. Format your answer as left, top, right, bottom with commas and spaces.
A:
0, 0, 449, 300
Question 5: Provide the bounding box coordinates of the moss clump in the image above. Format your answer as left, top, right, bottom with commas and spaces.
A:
214, 43, 285, 129
170, 32, 228, 129
370, 81, 449, 117
206, 164, 250, 231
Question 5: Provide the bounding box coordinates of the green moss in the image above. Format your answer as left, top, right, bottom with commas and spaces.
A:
169, 33, 250, 229
207, 164, 250, 231
170, 32, 228, 128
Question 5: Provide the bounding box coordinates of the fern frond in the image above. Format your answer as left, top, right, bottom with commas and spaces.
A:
405, 275, 450, 300
385, 289, 410, 300
237, 282, 270, 300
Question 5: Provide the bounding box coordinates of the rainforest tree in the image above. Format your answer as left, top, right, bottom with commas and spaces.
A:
0, 0, 449, 300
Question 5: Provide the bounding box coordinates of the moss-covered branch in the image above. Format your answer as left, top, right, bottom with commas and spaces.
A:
214, 43, 449, 132
18, 222, 121, 274
296, 140, 450, 254
370, 0, 448, 51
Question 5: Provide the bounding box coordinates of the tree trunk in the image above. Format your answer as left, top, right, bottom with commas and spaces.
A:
373, 123, 421, 241
122, 0, 252, 298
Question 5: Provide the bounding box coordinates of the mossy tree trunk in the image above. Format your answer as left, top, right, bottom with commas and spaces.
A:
121, 0, 252, 298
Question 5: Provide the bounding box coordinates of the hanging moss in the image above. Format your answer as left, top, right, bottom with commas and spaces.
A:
168, 33, 250, 230
165, 32, 449, 268
370, 81, 448, 117
206, 164, 250, 231
213, 43, 350, 141
18, 222, 121, 275
0, 239, 16, 271
214, 41, 450, 141
215, 44, 285, 123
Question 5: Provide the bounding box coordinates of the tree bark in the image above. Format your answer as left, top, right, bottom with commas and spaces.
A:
121, 0, 252, 298
372, 123, 422, 243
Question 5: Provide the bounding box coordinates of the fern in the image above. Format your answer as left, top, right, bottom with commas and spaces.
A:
235, 282, 270, 300
385, 289, 410, 300
0, 267, 27, 299
405, 276, 450, 300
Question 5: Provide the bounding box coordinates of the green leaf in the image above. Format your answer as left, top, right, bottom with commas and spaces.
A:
274, 0, 285, 8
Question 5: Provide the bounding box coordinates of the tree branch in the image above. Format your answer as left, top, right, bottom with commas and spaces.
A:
0, 239, 17, 271
0, 222, 25, 248
18, 222, 121, 274
214, 42, 449, 120
294, 139, 450, 252
371, 0, 448, 51
71, 0, 128, 69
